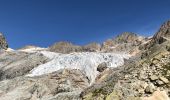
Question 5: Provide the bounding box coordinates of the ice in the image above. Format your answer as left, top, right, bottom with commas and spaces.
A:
27, 50, 130, 83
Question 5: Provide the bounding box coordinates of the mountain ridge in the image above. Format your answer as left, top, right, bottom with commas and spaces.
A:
0, 20, 170, 100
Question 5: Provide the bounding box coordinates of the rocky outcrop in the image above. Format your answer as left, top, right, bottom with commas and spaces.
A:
0, 51, 49, 80
144, 20, 170, 50
49, 41, 83, 53
0, 69, 89, 100
101, 32, 145, 53
111, 32, 142, 44
82, 42, 101, 52
49, 42, 101, 53
152, 21, 170, 44
0, 32, 8, 50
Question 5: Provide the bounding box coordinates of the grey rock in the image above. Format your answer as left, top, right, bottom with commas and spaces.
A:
0, 51, 49, 80
145, 83, 155, 93
156, 80, 164, 85
97, 62, 107, 72
0, 69, 89, 100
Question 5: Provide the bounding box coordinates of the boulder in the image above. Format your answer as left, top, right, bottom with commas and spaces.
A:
156, 80, 164, 85
97, 62, 107, 72
150, 75, 159, 81
142, 90, 169, 100
145, 83, 155, 94
159, 77, 169, 84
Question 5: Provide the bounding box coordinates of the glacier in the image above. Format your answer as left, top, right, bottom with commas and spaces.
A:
25, 49, 130, 84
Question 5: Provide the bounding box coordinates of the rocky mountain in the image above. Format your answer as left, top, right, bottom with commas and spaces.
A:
0, 20, 170, 100
0, 32, 8, 50
101, 32, 145, 54
153, 21, 170, 43
49, 33, 144, 54
49, 41, 83, 53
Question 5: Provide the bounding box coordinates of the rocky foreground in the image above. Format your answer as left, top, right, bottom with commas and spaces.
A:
0, 21, 170, 100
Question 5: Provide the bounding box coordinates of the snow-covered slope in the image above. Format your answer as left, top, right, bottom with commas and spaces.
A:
26, 49, 130, 83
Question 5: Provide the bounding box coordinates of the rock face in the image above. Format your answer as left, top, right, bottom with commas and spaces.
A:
144, 21, 170, 49
101, 32, 145, 53
49, 41, 83, 53
0, 51, 49, 80
0, 69, 89, 100
152, 21, 170, 43
0, 33, 8, 50
82, 42, 101, 52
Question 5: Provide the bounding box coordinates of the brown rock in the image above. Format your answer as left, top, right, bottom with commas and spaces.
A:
150, 75, 159, 81
159, 77, 169, 84
82, 42, 101, 52
142, 90, 170, 100
49, 41, 83, 53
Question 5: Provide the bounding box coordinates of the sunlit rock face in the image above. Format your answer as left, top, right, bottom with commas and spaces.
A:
143, 21, 170, 49
101, 32, 145, 53
0, 32, 8, 50
152, 20, 170, 43
49, 41, 83, 53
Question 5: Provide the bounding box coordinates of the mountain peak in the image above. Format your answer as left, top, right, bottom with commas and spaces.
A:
0, 32, 8, 50
49, 41, 82, 53
143, 20, 170, 49
114, 32, 139, 43
152, 20, 170, 43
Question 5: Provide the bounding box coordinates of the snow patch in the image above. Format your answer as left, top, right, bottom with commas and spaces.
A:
19, 47, 47, 53
5, 48, 15, 52
27, 51, 130, 83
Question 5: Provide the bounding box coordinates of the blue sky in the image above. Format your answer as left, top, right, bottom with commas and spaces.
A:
0, 0, 170, 49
